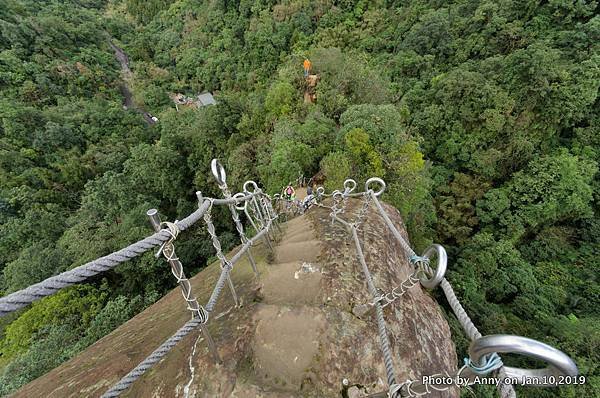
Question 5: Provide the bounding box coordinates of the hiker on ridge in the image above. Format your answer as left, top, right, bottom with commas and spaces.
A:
283, 184, 296, 201
303, 59, 311, 77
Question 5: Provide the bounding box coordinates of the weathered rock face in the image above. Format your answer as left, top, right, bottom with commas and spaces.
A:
13, 198, 459, 398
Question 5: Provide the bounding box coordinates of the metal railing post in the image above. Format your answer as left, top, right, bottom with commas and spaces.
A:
211, 159, 259, 276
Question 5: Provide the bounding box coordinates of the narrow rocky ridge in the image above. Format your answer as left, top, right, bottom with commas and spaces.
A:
13, 198, 458, 398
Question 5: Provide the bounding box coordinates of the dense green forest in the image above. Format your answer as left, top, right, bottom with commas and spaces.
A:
0, 0, 598, 396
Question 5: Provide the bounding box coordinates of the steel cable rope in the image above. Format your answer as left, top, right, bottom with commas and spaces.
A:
101, 317, 203, 398
104, 192, 274, 396
362, 188, 516, 397
0, 192, 265, 317
321, 180, 515, 398
328, 187, 398, 388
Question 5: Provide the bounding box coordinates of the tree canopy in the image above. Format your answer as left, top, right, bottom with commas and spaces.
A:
0, 0, 598, 396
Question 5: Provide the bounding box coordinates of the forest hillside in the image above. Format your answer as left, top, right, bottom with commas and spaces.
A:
0, 0, 598, 397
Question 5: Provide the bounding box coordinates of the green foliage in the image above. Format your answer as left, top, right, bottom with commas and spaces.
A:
0, 323, 81, 396
259, 119, 318, 191
265, 81, 297, 119
125, 0, 175, 25
0, 0, 598, 397
478, 152, 597, 240
310, 47, 391, 119
320, 152, 351, 191
434, 172, 490, 245
0, 289, 157, 394
339, 104, 408, 148
343, 128, 384, 177
0, 286, 103, 361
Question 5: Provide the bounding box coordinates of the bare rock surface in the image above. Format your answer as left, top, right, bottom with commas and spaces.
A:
13, 198, 459, 397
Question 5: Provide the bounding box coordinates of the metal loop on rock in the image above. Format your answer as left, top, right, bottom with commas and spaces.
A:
469, 335, 579, 386
343, 178, 357, 194
232, 192, 246, 211
365, 177, 386, 197
243, 180, 260, 194
418, 244, 447, 289
316, 186, 325, 196
211, 158, 227, 185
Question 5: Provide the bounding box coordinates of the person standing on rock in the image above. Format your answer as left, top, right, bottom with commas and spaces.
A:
302, 188, 315, 212
303, 59, 311, 77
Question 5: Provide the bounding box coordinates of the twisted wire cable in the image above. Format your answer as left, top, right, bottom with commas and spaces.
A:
251, 197, 275, 249
203, 203, 234, 272
354, 192, 372, 230
348, 224, 397, 387
342, 189, 349, 212
101, 317, 202, 398
217, 183, 260, 276
0, 201, 211, 317
248, 199, 265, 230
263, 194, 282, 233
369, 192, 516, 398
219, 184, 250, 244
157, 221, 208, 323
104, 197, 274, 397
203, 201, 239, 306
205, 220, 271, 312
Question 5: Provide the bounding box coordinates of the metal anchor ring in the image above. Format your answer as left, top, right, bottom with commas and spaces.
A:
243, 180, 260, 194
211, 158, 227, 185
418, 244, 447, 289
469, 335, 578, 385
232, 192, 247, 211
343, 179, 357, 194
365, 177, 386, 197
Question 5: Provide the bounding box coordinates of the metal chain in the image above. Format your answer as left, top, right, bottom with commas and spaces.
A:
215, 184, 258, 276
368, 190, 517, 398
11, 174, 554, 398
248, 197, 265, 230
372, 269, 422, 309
349, 224, 397, 387
202, 202, 239, 307
354, 192, 372, 230
329, 191, 345, 224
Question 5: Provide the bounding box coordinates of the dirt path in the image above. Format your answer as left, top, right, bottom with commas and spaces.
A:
108, 40, 156, 126
295, 187, 307, 201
